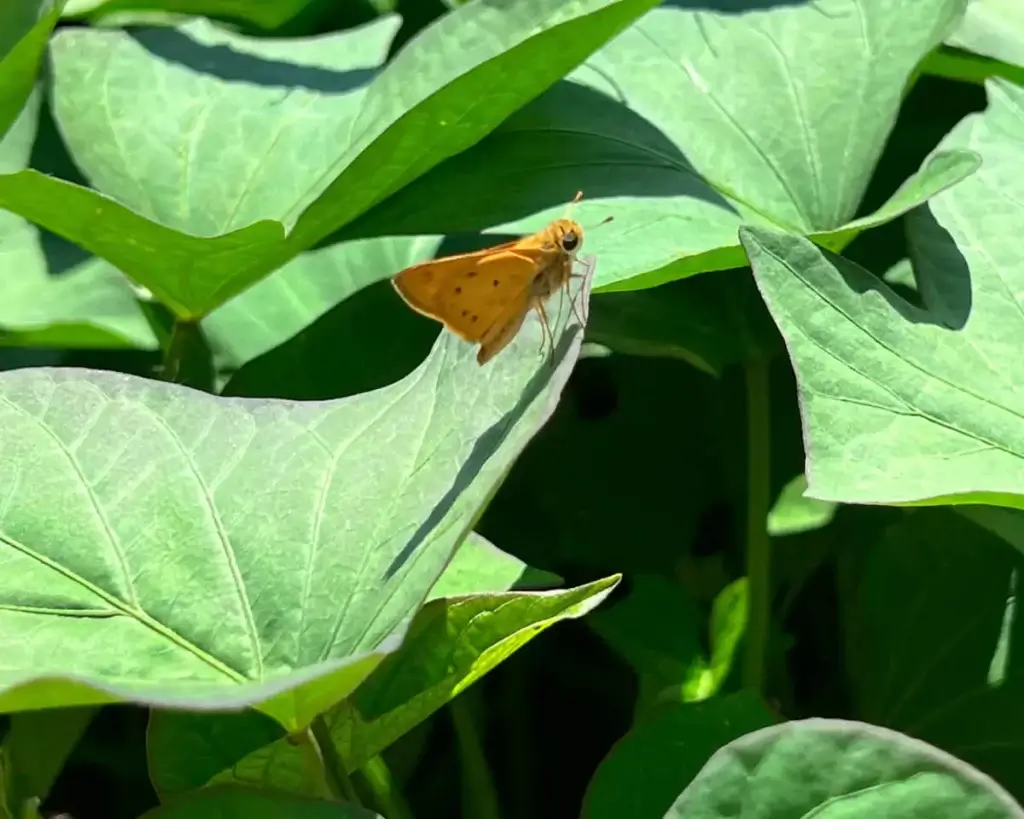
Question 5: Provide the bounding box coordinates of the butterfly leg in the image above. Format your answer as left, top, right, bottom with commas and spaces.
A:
534, 299, 556, 366
565, 274, 587, 330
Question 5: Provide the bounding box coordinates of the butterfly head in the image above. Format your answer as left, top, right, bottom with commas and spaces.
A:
549, 218, 584, 257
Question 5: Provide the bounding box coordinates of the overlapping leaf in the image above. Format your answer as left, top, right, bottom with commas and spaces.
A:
0, 260, 594, 730
344, 0, 975, 291
139, 786, 382, 819
0, 0, 65, 139
0, 88, 153, 348
203, 234, 443, 374
842, 509, 1024, 804
743, 78, 1024, 505
948, 0, 1024, 67
147, 542, 596, 800
584, 693, 774, 819
0, 0, 661, 318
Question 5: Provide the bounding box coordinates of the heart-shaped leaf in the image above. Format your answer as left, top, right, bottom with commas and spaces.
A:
742, 79, 1024, 506
0, 258, 595, 731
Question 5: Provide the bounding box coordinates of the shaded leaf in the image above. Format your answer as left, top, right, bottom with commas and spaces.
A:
667, 718, 1023, 818
205, 235, 442, 376
583, 692, 774, 819
139, 785, 380, 819
841, 508, 1024, 804
0, 0, 65, 139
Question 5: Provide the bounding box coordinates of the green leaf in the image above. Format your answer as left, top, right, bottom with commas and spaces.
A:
705, 577, 746, 696
424, 532, 561, 600
583, 692, 774, 819
766, 474, 837, 537
63, 0, 312, 30
666, 719, 1023, 818
333, 575, 620, 771
49, 17, 395, 239
0, 0, 65, 139
2, 707, 95, 806
589, 575, 706, 698
344, 0, 972, 291
742, 223, 1015, 506
0, 262, 592, 730
948, 0, 1024, 67
286, 0, 666, 251
19, 0, 661, 318
0, 169, 286, 319
924, 46, 1024, 87
148, 709, 285, 800
809, 148, 981, 252
146, 576, 618, 798
0, 89, 154, 349
743, 79, 1024, 506
10, 15, 395, 318
841, 508, 1024, 805
138, 785, 381, 819
204, 235, 443, 375
591, 576, 746, 710
586, 268, 782, 375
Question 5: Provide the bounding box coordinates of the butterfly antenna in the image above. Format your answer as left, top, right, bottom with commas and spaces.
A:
564, 190, 584, 221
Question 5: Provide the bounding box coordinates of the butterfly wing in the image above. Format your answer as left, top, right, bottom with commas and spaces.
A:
476, 291, 533, 365
393, 248, 541, 341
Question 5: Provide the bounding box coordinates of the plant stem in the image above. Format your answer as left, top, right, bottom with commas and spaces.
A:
504, 655, 532, 818
742, 356, 772, 694
291, 729, 337, 801
159, 319, 213, 390
355, 755, 415, 819
160, 319, 193, 383
451, 692, 501, 819
303, 718, 361, 806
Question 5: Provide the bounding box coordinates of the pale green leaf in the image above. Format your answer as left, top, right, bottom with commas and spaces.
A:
767, 474, 837, 537
0, 262, 592, 730
743, 78, 1024, 505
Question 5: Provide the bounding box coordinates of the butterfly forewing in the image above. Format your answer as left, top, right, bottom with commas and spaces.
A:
394, 250, 538, 341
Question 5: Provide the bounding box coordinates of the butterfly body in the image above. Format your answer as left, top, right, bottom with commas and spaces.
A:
391, 217, 585, 365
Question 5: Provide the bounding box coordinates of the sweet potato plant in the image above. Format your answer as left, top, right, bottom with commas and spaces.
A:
2, 0, 1024, 817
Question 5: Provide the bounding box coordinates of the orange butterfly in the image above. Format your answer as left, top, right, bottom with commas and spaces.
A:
392, 192, 605, 365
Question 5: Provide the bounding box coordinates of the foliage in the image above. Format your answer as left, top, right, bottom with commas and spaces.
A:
2, 0, 1024, 817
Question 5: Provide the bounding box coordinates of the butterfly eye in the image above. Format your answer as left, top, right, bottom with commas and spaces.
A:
561, 231, 580, 252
